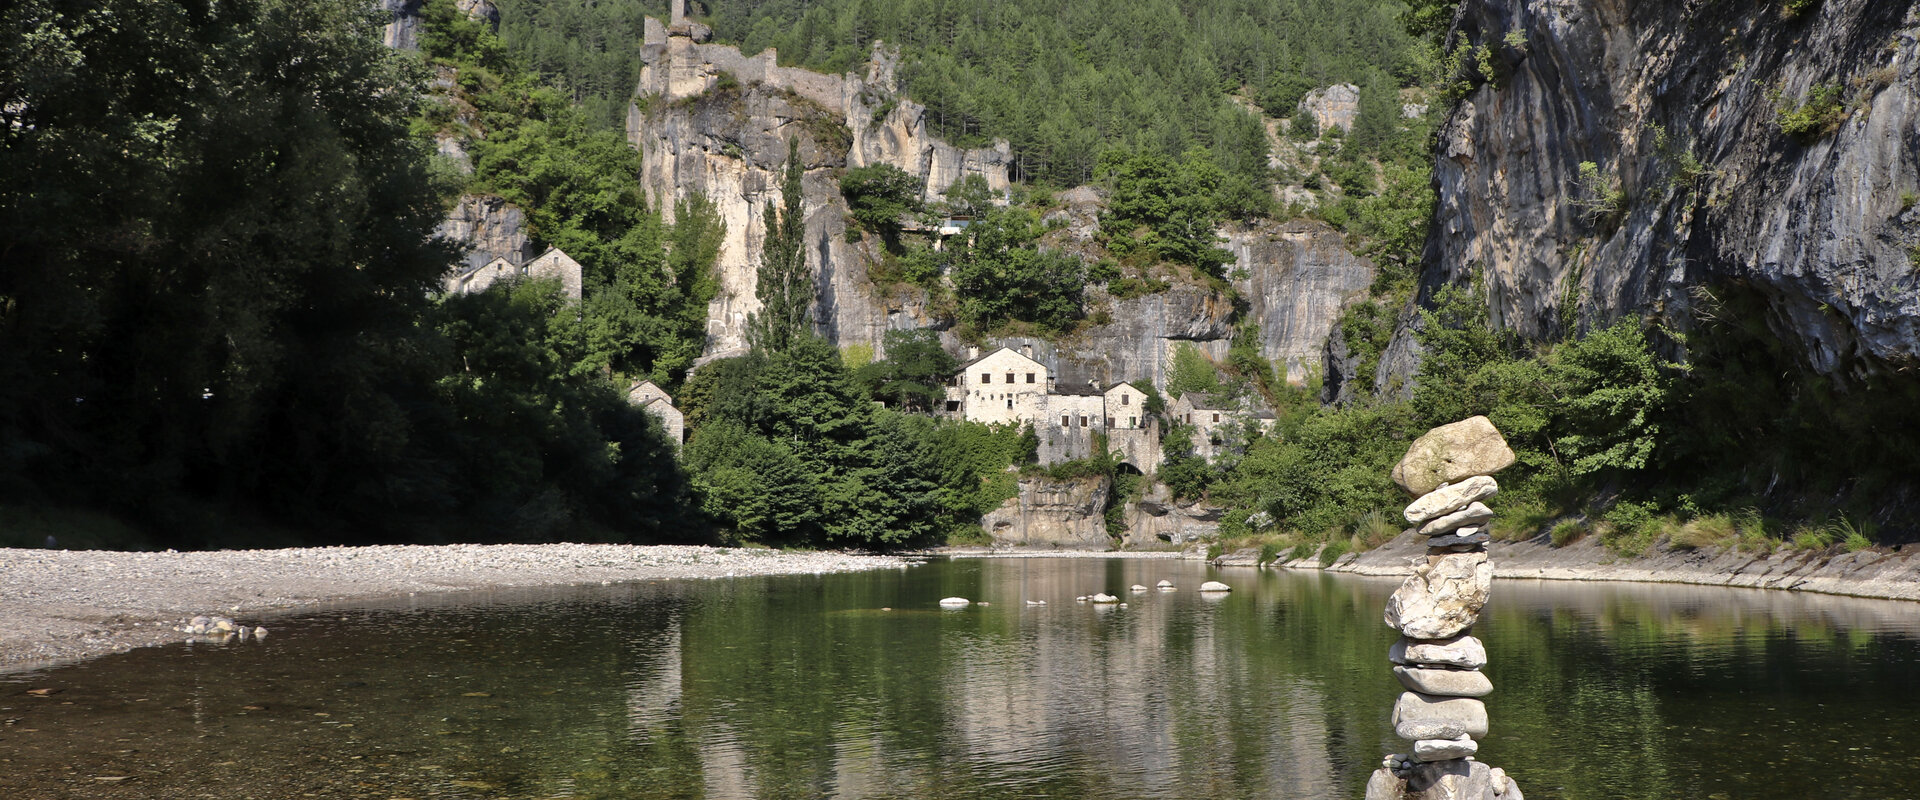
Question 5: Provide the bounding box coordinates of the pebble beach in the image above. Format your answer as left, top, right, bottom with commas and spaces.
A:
0, 544, 908, 671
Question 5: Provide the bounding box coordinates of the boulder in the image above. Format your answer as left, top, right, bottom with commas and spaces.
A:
1394, 666, 1493, 697
1156, 579, 1175, 589
1198, 581, 1232, 592
1392, 692, 1489, 740
1211, 548, 1261, 567
1417, 502, 1495, 537
1389, 636, 1488, 670
1392, 417, 1516, 497
1090, 593, 1120, 604
1384, 552, 1493, 639
1404, 476, 1500, 525
1414, 736, 1479, 762
938, 597, 971, 608
1130, 584, 1149, 593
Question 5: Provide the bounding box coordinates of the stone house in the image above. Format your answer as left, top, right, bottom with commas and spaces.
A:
1170, 392, 1276, 461
443, 247, 584, 301
626, 380, 685, 447
943, 346, 1161, 470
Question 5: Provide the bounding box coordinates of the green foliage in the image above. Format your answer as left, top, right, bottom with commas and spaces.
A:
1335, 300, 1397, 396
693, 0, 1418, 188
1167, 344, 1224, 401
749, 139, 814, 353
492, 0, 659, 129
1097, 148, 1235, 277
1158, 424, 1213, 501
943, 207, 1087, 335
840, 163, 923, 248
1401, 0, 1461, 43
1783, 0, 1820, 19
1774, 83, 1845, 143
1573, 160, 1629, 226
853, 329, 959, 413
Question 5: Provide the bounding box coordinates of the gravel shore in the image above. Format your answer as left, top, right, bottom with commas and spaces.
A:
0, 544, 907, 672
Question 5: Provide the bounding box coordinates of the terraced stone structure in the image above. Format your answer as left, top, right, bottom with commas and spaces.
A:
1365, 416, 1524, 800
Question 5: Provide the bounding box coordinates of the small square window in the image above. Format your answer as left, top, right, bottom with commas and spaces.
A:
945, 400, 960, 412
1006, 372, 1014, 384
1121, 394, 1129, 405
1062, 415, 1070, 427
1026, 372, 1035, 383
1212, 413, 1220, 423
981, 373, 991, 384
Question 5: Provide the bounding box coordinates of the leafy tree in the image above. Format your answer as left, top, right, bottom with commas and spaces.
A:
1097, 148, 1233, 276
945, 207, 1086, 334
749, 139, 813, 352
854, 329, 959, 412
1168, 343, 1223, 401
1159, 424, 1212, 500
840, 163, 923, 248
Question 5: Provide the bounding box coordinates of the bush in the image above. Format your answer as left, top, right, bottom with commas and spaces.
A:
1775, 84, 1845, 143
1549, 519, 1586, 547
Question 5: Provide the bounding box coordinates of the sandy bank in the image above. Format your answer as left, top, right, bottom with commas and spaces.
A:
0, 544, 908, 672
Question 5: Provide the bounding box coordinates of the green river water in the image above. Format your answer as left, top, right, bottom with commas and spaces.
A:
2, 557, 1916, 800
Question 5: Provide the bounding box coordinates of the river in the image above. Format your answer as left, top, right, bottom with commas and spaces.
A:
2, 557, 1915, 799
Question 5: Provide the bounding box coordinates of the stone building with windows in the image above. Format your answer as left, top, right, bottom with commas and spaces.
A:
443, 247, 585, 301
944, 346, 1161, 470
626, 379, 685, 447
1169, 392, 1276, 461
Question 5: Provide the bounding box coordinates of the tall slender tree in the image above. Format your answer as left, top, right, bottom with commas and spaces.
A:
748, 138, 813, 353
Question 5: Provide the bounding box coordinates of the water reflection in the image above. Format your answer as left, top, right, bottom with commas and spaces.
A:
1, 562, 1917, 800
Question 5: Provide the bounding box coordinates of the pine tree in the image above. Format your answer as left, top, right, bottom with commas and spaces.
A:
748, 139, 813, 353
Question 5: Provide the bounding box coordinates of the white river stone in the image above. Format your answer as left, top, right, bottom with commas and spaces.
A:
1394, 666, 1493, 697
1384, 552, 1493, 639
1389, 635, 1488, 670
1417, 502, 1495, 537
1392, 691, 1489, 740
1403, 476, 1500, 525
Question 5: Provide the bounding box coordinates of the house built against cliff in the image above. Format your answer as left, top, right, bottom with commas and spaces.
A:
442, 247, 585, 301
943, 346, 1161, 469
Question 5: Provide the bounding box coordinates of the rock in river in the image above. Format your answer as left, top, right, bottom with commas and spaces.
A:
1384, 552, 1492, 639
1198, 581, 1231, 592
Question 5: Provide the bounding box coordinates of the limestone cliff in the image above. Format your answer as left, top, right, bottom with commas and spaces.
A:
1409, 0, 1920, 380
629, 24, 1011, 360
982, 475, 1112, 549
627, 19, 1375, 389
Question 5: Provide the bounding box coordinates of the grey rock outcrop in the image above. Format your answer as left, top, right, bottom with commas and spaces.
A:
1123, 484, 1225, 548
631, 31, 1009, 360
1409, 0, 1920, 382
981, 475, 1112, 549
437, 195, 538, 272
1300, 84, 1361, 135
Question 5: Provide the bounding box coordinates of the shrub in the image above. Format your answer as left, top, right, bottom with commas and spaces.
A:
1549, 519, 1586, 547
1319, 537, 1353, 566
1490, 499, 1556, 541
1775, 84, 1845, 143
1670, 513, 1737, 550
1573, 160, 1629, 225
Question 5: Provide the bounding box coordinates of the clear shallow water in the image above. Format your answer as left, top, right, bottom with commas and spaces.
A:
2, 559, 1918, 800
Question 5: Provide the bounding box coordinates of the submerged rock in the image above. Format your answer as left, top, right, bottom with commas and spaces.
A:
1198, 581, 1232, 592
938, 597, 971, 608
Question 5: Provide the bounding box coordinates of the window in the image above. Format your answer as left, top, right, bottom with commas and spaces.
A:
1129, 416, 1137, 428
1107, 417, 1114, 428
1006, 372, 1014, 384
1026, 372, 1035, 383
1006, 397, 1013, 409
945, 400, 960, 412
1185, 413, 1192, 423
980, 373, 991, 384
1080, 415, 1089, 427
1121, 394, 1130, 405
1062, 415, 1070, 427
1212, 413, 1220, 423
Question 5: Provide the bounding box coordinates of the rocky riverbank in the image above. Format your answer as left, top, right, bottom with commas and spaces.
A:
1255, 532, 1920, 603
0, 544, 908, 672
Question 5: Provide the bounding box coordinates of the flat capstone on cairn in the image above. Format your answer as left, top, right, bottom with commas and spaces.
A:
1365, 416, 1525, 800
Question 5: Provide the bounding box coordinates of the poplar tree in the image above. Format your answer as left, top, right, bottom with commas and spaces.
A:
748, 139, 813, 353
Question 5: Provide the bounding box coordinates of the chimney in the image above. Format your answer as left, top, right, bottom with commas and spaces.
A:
967, 345, 980, 359
1021, 343, 1033, 359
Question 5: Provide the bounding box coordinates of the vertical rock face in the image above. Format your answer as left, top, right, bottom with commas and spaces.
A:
381, 0, 422, 51
1418, 0, 1920, 377
629, 22, 1376, 388
436, 195, 538, 272
981, 475, 1113, 549
1122, 484, 1225, 548
630, 31, 1011, 361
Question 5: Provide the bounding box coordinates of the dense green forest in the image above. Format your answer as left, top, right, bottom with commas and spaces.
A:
0, 0, 703, 547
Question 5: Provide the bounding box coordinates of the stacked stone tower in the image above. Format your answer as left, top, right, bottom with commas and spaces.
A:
1365, 417, 1524, 800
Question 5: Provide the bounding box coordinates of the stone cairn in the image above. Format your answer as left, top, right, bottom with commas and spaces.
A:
1364, 416, 1524, 800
